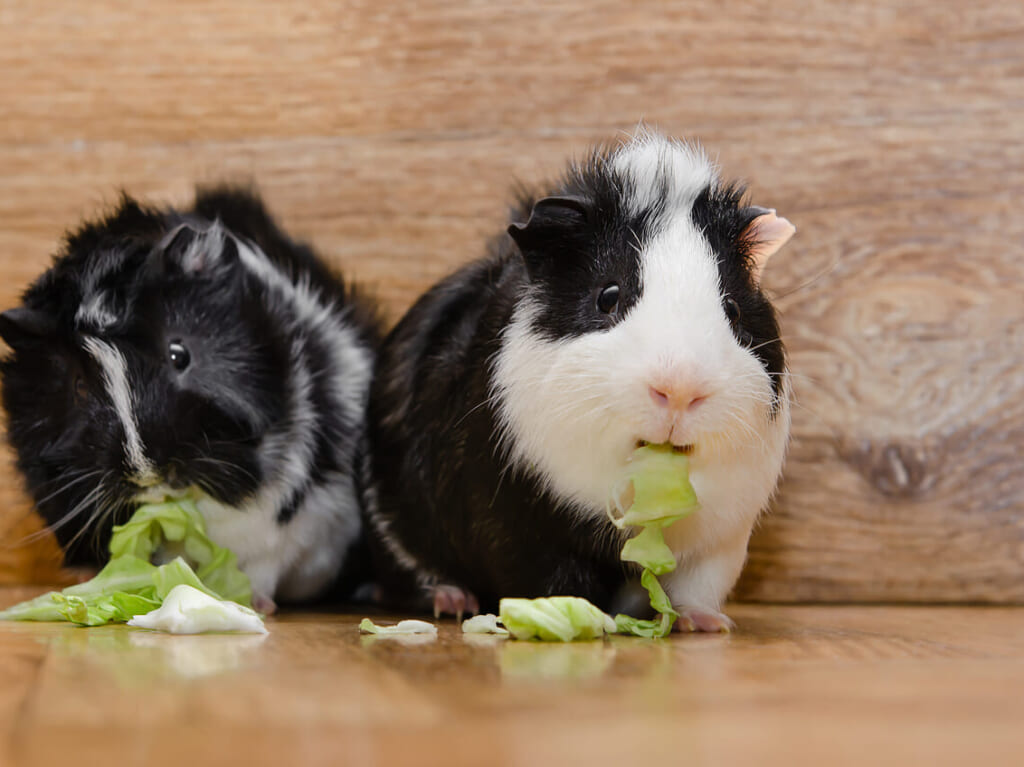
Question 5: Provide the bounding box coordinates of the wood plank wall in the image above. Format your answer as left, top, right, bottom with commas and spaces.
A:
0, 0, 1021, 600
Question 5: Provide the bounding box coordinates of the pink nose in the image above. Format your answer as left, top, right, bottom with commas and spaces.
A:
648, 385, 708, 412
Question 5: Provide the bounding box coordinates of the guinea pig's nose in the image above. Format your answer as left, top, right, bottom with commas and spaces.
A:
165, 462, 186, 489
648, 385, 708, 412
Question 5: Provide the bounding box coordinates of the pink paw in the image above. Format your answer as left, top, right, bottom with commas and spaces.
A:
673, 607, 734, 633
252, 593, 277, 616
432, 584, 479, 621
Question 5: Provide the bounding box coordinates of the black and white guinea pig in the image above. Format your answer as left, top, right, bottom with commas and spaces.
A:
0, 187, 380, 612
365, 130, 795, 630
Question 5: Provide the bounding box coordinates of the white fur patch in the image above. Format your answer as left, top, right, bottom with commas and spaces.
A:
83, 337, 156, 482
611, 129, 716, 220
75, 296, 118, 330
493, 132, 791, 611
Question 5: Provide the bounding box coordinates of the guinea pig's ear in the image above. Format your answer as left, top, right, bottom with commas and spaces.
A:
507, 195, 590, 255
741, 207, 796, 284
0, 307, 56, 349
158, 221, 240, 279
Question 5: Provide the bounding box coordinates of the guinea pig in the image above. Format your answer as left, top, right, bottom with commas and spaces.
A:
364, 130, 795, 630
0, 187, 380, 612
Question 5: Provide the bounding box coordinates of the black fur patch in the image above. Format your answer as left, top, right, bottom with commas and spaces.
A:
507, 149, 665, 341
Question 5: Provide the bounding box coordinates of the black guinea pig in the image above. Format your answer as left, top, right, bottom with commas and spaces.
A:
364, 130, 796, 630
0, 187, 380, 612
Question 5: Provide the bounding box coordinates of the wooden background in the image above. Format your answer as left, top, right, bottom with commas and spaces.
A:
0, 0, 1020, 601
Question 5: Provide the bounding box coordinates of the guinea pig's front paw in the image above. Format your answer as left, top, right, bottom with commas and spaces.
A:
252, 593, 278, 616
431, 584, 479, 621
673, 607, 734, 633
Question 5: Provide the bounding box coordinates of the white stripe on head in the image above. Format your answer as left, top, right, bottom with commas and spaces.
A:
612, 130, 739, 370
83, 337, 156, 482
610, 130, 716, 220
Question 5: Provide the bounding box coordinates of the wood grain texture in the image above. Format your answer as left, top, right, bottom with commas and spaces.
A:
3, 599, 1024, 767
0, 0, 1021, 600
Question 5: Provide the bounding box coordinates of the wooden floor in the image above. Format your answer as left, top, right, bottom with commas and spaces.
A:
2, 590, 1021, 767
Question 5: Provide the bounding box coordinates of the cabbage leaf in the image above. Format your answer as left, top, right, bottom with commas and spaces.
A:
499, 597, 617, 642
128, 584, 266, 634
0, 499, 252, 627
358, 618, 438, 636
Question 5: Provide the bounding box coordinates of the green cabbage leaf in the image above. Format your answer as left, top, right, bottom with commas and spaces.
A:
499, 597, 617, 642
0, 499, 252, 627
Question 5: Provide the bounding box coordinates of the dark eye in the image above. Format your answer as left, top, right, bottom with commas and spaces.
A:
168, 341, 191, 371
724, 298, 741, 327
596, 283, 620, 315
73, 374, 89, 405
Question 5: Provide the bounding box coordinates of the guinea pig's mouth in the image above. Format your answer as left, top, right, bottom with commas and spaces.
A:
636, 440, 694, 456
133, 484, 196, 505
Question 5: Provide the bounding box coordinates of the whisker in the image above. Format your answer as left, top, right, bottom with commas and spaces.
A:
190, 456, 260, 485
767, 252, 842, 301
32, 469, 105, 508
743, 336, 783, 354
450, 393, 501, 430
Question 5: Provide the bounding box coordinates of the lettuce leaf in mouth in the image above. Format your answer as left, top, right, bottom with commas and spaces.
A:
611, 445, 697, 638
0, 499, 252, 627
608, 444, 699, 530
108, 499, 251, 606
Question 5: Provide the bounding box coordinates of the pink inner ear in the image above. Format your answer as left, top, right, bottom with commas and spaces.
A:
745, 210, 796, 282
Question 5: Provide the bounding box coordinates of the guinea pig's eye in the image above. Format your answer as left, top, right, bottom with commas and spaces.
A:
596, 283, 620, 315
72, 375, 89, 405
724, 298, 741, 327
168, 340, 191, 371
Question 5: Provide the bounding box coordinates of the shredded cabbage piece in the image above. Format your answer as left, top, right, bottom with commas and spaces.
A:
499, 597, 617, 642
127, 584, 266, 634
461, 613, 509, 636
619, 525, 676, 575
359, 618, 438, 636
0, 500, 252, 626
